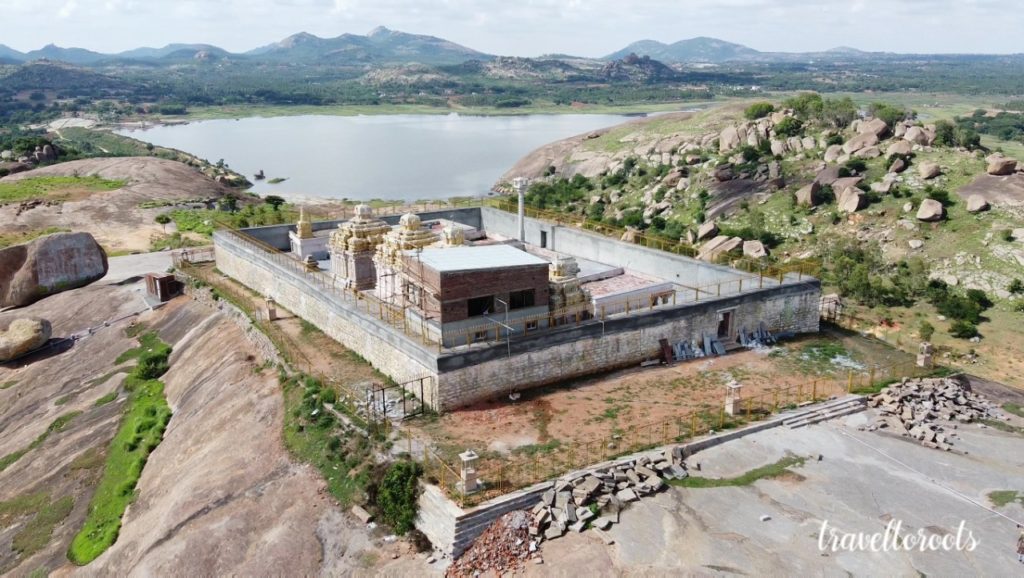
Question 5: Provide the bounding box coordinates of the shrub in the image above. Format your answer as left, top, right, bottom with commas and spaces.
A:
744, 102, 775, 120
918, 320, 935, 342
320, 387, 337, 405
1009, 278, 1024, 295
774, 117, 803, 138
826, 134, 844, 146
376, 460, 423, 535
949, 320, 979, 339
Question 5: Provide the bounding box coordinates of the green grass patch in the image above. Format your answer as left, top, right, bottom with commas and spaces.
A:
979, 418, 1024, 435
68, 334, 173, 565
267, 177, 287, 184
0, 492, 74, 573
670, 455, 807, 488
55, 393, 75, 406
281, 374, 375, 507
68, 447, 106, 472
0, 410, 84, 473
0, 227, 71, 249
512, 439, 562, 456
0, 449, 28, 473
13, 495, 74, 559
299, 319, 320, 337
1, 380, 17, 390
1003, 403, 1024, 419
94, 391, 119, 407
987, 490, 1024, 508
0, 175, 125, 203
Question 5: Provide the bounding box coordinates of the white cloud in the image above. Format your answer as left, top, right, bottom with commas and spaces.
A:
57, 0, 77, 18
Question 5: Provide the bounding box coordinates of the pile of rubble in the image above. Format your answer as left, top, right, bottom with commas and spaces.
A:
446, 511, 533, 577
867, 376, 998, 450
528, 447, 689, 544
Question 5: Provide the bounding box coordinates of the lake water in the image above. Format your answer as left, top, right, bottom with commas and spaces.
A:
118, 113, 635, 202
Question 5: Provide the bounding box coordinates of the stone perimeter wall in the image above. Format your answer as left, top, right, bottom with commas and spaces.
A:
216, 217, 821, 411
434, 283, 820, 410
214, 231, 442, 406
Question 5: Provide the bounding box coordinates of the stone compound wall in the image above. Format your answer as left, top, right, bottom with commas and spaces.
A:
216, 218, 820, 412
434, 283, 820, 410
214, 231, 441, 406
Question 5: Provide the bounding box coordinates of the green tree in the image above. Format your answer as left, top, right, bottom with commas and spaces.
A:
948, 320, 979, 340
155, 213, 171, 233
774, 117, 803, 138
1009, 278, 1024, 295
263, 195, 286, 210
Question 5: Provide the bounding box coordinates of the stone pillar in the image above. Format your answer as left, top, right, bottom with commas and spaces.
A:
917, 342, 933, 369
725, 382, 743, 417
513, 177, 529, 242
265, 297, 277, 321
458, 450, 480, 494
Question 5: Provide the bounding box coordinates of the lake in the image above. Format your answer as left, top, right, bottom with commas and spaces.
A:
118, 113, 636, 202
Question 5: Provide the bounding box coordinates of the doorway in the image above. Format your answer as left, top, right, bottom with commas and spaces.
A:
540, 230, 548, 248
717, 310, 734, 339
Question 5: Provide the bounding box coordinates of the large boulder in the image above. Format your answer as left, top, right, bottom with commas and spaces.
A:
743, 240, 768, 259
916, 199, 945, 222
0, 232, 108, 308
823, 144, 844, 163
831, 176, 864, 192
889, 157, 908, 174
837, 187, 867, 213
918, 162, 941, 180
886, 140, 913, 158
795, 182, 822, 207
696, 220, 719, 241
855, 146, 881, 159
966, 195, 990, 213
903, 126, 930, 146
719, 126, 741, 153
843, 132, 879, 154
987, 156, 1017, 176
858, 118, 890, 138
814, 165, 841, 185
698, 236, 743, 262
0, 317, 52, 362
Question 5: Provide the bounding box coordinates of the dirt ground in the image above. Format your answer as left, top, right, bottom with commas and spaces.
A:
0, 157, 230, 253
0, 257, 435, 576
411, 330, 917, 465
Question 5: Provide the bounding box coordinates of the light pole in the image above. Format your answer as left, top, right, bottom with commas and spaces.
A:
512, 177, 529, 242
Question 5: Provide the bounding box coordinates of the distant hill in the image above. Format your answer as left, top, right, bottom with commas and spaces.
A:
23, 44, 108, 65
0, 44, 25, 62
116, 44, 231, 60
0, 61, 125, 91
246, 26, 491, 65
600, 54, 680, 83
605, 37, 760, 63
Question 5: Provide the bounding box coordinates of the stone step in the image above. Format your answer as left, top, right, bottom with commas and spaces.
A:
779, 395, 864, 426
786, 399, 867, 429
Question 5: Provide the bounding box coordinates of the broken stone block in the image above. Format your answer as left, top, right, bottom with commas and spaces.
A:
351, 505, 373, 524
615, 488, 639, 502
593, 517, 613, 530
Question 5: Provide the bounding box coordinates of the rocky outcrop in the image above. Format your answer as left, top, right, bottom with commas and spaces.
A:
886, 140, 912, 158
858, 118, 889, 138
696, 221, 719, 241
966, 194, 990, 213
0, 316, 52, 361
795, 182, 822, 207
719, 126, 741, 153
837, 187, 866, 213
918, 162, 941, 180
824, 144, 843, 163
916, 199, 945, 222
903, 126, 933, 146
698, 235, 742, 261
987, 156, 1018, 176
742, 240, 768, 258
0, 232, 108, 308
843, 132, 879, 154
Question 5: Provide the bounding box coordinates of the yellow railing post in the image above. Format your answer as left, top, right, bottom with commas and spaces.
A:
847, 370, 854, 393
690, 414, 697, 437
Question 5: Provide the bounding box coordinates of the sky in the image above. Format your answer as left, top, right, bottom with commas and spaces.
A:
0, 0, 1019, 56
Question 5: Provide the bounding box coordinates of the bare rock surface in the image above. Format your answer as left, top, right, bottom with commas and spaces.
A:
0, 157, 230, 253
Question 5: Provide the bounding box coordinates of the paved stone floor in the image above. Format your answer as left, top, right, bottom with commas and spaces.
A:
530, 409, 1024, 576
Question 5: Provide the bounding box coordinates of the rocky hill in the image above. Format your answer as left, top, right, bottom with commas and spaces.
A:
498, 99, 1024, 382
605, 37, 760, 63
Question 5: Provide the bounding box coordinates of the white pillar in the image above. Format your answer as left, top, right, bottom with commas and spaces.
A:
513, 177, 529, 242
